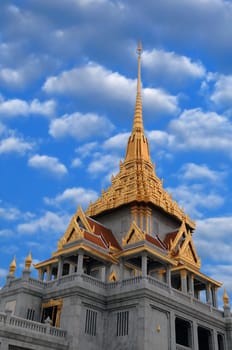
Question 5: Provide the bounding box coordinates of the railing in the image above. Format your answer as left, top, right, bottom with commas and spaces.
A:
0, 312, 67, 339
4, 274, 224, 318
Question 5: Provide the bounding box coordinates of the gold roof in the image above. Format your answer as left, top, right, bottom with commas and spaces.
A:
86, 42, 195, 230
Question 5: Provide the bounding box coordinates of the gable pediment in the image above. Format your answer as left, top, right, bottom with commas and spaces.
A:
122, 221, 145, 246
57, 206, 91, 250
168, 221, 201, 269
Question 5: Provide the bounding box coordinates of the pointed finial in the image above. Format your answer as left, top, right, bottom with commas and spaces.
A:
25, 251, 32, 270
137, 40, 143, 57
9, 256, 16, 276
223, 289, 229, 306
133, 40, 144, 132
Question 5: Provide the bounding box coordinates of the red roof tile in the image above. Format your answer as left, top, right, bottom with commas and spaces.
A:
163, 231, 178, 248
145, 234, 166, 250
86, 217, 121, 250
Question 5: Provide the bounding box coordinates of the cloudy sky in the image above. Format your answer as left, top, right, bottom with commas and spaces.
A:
1, 0, 232, 302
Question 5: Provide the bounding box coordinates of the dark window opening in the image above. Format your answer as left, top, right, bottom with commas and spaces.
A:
171, 275, 181, 290
117, 311, 129, 336
175, 317, 191, 347
85, 309, 97, 336
218, 333, 225, 350
198, 326, 212, 350
26, 308, 35, 321
41, 306, 58, 327
62, 263, 70, 276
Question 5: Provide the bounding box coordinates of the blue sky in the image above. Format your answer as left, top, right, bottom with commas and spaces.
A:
1, 0, 232, 300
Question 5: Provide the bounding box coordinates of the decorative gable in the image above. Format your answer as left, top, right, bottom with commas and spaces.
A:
57, 206, 91, 250
168, 221, 201, 269
122, 221, 145, 246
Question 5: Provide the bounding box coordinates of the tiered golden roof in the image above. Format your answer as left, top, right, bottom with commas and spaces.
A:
86, 42, 195, 230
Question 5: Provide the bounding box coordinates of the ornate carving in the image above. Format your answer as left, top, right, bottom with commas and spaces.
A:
122, 221, 145, 246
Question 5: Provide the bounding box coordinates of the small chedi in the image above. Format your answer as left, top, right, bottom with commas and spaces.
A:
0, 42, 231, 350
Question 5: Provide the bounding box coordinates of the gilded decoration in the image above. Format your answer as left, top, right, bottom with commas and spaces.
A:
168, 221, 201, 269
57, 206, 91, 250
109, 270, 117, 282
122, 221, 145, 246
86, 43, 195, 230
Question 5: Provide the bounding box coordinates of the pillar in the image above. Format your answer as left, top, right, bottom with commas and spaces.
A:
69, 263, 75, 274
166, 265, 171, 287
57, 256, 63, 279
212, 287, 218, 308
189, 273, 194, 296
141, 253, 147, 277
119, 258, 124, 281
180, 270, 187, 293
192, 321, 199, 350
206, 283, 212, 305
46, 265, 52, 281
77, 251, 84, 274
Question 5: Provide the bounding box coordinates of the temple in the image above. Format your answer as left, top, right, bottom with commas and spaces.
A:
0, 42, 231, 350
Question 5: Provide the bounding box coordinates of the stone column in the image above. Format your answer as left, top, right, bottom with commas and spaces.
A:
104, 264, 111, 283
189, 273, 194, 296
119, 258, 124, 281
141, 253, 147, 277
166, 265, 171, 287
46, 265, 52, 281
192, 320, 199, 350
38, 268, 43, 281
206, 283, 212, 305
212, 287, 218, 308
69, 263, 75, 274
57, 256, 63, 279
77, 250, 84, 274
180, 269, 187, 293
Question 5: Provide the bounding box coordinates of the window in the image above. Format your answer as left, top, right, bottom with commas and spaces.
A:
85, 309, 97, 336
26, 308, 35, 321
41, 299, 62, 327
198, 326, 212, 350
175, 317, 192, 347
117, 311, 129, 336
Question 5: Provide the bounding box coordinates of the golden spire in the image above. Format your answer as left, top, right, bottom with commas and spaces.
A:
9, 256, 16, 276
25, 251, 32, 270
133, 40, 144, 132
124, 41, 151, 163
223, 289, 229, 306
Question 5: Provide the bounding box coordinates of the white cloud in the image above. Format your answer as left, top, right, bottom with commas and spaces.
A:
180, 163, 225, 182
49, 112, 114, 140
103, 132, 130, 151
75, 142, 98, 158
43, 63, 179, 115
196, 216, 232, 239
168, 108, 232, 152
143, 48, 205, 82
17, 211, 69, 234
87, 153, 120, 175
0, 229, 14, 237
168, 184, 224, 218
28, 154, 67, 176
0, 268, 8, 278
44, 187, 98, 209
210, 74, 232, 108
0, 68, 23, 86
71, 158, 82, 168
0, 206, 21, 221
0, 98, 56, 118
0, 136, 33, 155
